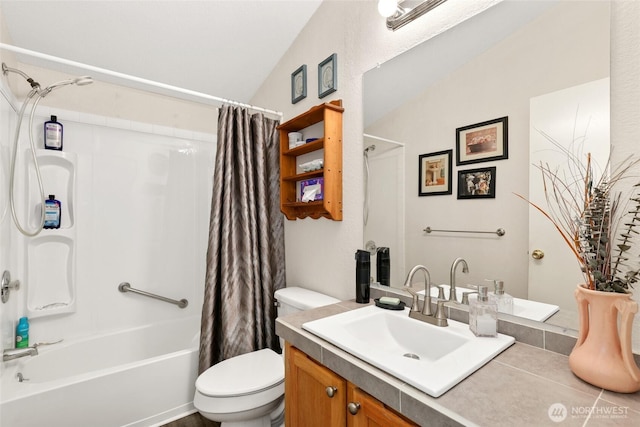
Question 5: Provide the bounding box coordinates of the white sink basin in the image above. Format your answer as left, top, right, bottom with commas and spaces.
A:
302, 305, 514, 397
420, 285, 560, 322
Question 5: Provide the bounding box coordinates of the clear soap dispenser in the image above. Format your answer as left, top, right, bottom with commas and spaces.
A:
488, 279, 514, 315
469, 285, 497, 337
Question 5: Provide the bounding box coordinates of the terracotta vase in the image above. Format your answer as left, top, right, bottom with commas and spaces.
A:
569, 285, 640, 393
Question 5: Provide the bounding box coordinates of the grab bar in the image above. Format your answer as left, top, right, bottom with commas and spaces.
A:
423, 226, 506, 237
118, 282, 188, 308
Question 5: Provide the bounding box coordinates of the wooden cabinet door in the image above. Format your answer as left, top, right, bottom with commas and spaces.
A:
285, 344, 347, 427
347, 383, 419, 427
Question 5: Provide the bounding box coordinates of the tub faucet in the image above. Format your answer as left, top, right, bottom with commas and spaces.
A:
403, 265, 448, 327
449, 257, 469, 303
3, 346, 38, 362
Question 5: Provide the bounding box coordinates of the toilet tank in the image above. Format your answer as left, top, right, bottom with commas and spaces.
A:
275, 287, 340, 318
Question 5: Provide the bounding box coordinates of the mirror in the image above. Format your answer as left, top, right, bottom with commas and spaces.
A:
363, 0, 612, 330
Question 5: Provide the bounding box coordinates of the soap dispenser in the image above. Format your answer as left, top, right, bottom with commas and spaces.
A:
469, 285, 497, 337
489, 279, 514, 314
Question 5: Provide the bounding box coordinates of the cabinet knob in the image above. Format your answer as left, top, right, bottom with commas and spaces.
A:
531, 249, 545, 260
325, 386, 337, 398
347, 402, 361, 415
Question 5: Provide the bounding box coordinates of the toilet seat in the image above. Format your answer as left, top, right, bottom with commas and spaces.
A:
196, 348, 284, 398
194, 348, 285, 420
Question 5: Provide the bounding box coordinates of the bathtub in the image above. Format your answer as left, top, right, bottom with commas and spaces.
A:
0, 316, 200, 427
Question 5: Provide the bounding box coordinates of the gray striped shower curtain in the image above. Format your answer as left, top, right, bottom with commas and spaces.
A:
199, 105, 285, 373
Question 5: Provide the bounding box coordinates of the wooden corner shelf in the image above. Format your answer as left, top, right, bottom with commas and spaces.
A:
278, 100, 343, 220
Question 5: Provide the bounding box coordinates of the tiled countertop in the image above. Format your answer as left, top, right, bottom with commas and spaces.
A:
276, 299, 640, 427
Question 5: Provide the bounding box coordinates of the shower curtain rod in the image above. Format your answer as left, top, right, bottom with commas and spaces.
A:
363, 133, 405, 146
0, 43, 283, 117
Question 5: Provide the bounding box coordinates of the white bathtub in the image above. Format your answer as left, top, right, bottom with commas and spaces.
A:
0, 316, 200, 427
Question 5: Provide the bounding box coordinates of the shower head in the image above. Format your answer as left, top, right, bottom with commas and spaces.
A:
40, 75, 93, 97
1, 62, 93, 97
364, 145, 376, 154
74, 76, 93, 86
2, 62, 40, 89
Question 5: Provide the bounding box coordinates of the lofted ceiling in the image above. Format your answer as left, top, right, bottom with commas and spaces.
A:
0, 0, 323, 105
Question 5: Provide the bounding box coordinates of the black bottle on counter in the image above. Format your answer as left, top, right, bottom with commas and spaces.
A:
377, 247, 390, 286
355, 250, 370, 303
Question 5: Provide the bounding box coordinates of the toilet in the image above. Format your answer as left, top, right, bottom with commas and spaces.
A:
194, 287, 340, 427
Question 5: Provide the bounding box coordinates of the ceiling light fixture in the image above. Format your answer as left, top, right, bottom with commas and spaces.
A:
377, 0, 399, 18
381, 0, 449, 31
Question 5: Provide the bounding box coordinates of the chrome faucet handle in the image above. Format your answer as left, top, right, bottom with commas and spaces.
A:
461, 291, 478, 305
434, 300, 449, 327
404, 286, 420, 312
1, 270, 20, 304
421, 290, 434, 316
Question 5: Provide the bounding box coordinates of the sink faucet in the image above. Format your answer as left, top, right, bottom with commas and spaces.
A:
449, 257, 469, 303
403, 265, 448, 327
3, 346, 38, 362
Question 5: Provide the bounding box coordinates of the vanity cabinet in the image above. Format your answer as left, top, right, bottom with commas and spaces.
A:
277, 100, 343, 220
285, 344, 418, 427
346, 384, 419, 427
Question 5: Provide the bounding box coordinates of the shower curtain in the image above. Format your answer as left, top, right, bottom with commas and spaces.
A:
199, 105, 285, 373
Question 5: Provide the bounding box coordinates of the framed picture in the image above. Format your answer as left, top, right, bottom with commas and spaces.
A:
456, 116, 508, 165
291, 64, 307, 104
418, 150, 452, 196
457, 166, 496, 199
318, 53, 337, 98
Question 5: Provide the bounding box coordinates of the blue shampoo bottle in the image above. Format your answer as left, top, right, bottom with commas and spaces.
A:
44, 194, 62, 229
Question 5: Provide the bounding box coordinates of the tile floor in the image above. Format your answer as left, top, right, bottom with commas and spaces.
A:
161, 412, 219, 427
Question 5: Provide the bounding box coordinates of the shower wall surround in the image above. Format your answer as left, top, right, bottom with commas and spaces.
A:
24, 149, 78, 318
0, 81, 215, 353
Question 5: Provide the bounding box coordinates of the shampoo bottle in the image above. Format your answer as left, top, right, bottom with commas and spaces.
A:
355, 250, 370, 303
15, 317, 29, 348
44, 115, 63, 150
44, 194, 62, 229
469, 285, 497, 337
489, 280, 514, 314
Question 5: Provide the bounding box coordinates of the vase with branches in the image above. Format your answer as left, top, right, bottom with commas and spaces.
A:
521, 129, 640, 393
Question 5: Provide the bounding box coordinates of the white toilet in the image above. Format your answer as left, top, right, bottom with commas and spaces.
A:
194, 287, 340, 427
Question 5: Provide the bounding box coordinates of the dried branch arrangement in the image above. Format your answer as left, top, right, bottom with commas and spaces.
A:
518, 130, 640, 293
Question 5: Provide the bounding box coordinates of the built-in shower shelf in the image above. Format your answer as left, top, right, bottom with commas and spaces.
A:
24, 149, 78, 318
29, 149, 77, 229
278, 100, 343, 221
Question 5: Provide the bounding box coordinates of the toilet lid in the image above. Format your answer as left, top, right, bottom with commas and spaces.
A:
196, 348, 284, 397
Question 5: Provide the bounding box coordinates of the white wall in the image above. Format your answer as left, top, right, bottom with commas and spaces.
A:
611, 0, 640, 304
